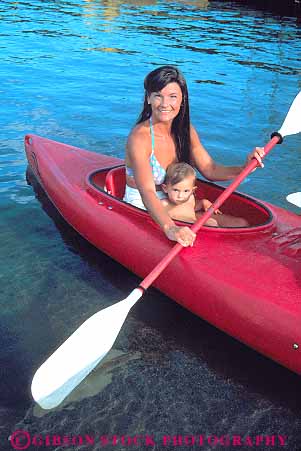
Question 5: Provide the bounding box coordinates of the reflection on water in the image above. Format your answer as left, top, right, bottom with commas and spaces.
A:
83, 0, 210, 18
82, 0, 210, 32
85, 46, 138, 54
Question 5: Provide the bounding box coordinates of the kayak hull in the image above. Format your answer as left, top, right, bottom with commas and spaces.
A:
25, 135, 301, 374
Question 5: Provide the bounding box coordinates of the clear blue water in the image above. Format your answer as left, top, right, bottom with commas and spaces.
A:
1, 1, 301, 449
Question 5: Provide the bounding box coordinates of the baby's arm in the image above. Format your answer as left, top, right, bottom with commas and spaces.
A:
195, 198, 222, 214
195, 198, 210, 211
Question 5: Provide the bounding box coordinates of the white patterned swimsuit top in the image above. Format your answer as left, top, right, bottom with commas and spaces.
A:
126, 117, 166, 185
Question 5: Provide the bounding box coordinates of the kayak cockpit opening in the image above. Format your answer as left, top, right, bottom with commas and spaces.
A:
89, 165, 274, 230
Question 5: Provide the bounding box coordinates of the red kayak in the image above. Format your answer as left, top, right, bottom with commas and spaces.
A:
25, 134, 301, 374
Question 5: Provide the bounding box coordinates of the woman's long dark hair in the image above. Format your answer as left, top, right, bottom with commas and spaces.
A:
136, 65, 191, 163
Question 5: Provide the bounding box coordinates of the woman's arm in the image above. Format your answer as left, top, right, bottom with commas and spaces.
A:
190, 126, 264, 181
127, 129, 196, 247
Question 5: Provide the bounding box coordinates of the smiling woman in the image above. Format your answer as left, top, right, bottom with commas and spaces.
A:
124, 65, 264, 246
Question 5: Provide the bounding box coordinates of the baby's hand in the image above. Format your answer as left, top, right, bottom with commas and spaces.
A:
202, 199, 222, 215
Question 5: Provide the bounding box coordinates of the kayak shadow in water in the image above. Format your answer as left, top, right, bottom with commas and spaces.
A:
0, 292, 71, 409
127, 288, 301, 410
0, 316, 33, 407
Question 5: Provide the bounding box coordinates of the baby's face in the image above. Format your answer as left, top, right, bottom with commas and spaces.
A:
164, 175, 196, 205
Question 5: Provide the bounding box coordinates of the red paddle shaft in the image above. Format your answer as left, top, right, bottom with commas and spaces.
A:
139, 134, 281, 291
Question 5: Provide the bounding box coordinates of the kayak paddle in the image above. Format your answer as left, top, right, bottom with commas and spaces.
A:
287, 192, 301, 208
31, 90, 301, 409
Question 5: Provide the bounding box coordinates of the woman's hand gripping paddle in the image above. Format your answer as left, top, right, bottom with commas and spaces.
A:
31, 90, 301, 410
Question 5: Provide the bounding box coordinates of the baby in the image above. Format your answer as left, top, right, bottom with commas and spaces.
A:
161, 162, 222, 226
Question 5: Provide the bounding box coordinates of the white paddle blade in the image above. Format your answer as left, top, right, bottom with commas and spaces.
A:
278, 90, 301, 138
31, 288, 143, 409
286, 192, 301, 208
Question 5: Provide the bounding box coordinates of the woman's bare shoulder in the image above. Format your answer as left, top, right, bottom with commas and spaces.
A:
127, 121, 151, 158
128, 121, 149, 143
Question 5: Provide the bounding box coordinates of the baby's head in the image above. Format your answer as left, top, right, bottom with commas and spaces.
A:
163, 162, 197, 205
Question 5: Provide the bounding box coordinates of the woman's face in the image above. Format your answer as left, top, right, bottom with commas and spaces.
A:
148, 82, 183, 123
